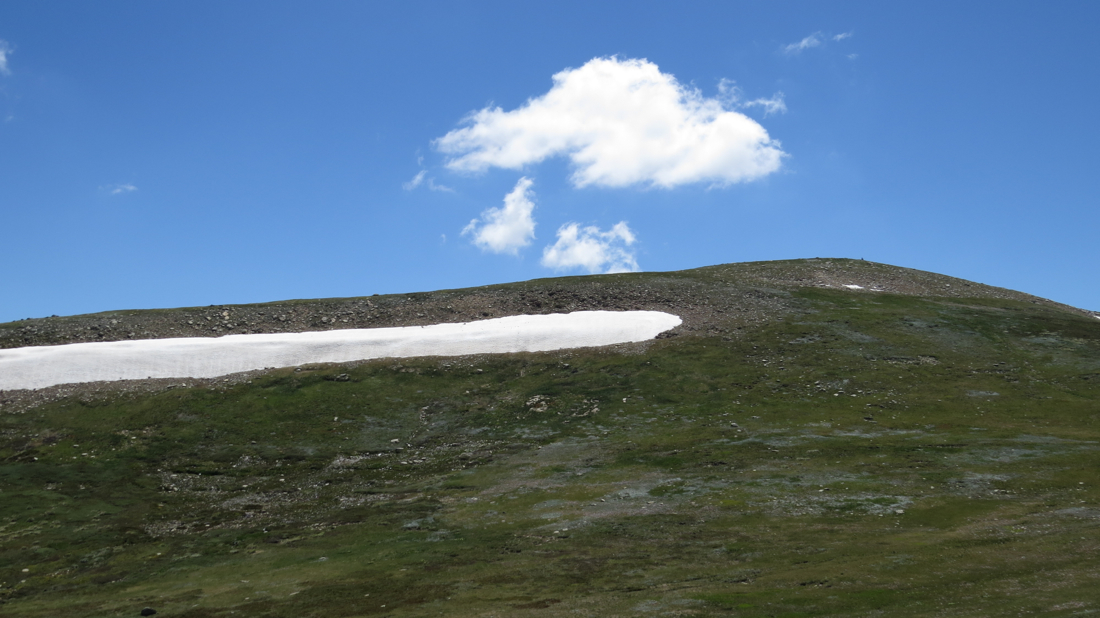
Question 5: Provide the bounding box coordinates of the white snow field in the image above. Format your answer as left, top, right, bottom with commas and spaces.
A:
0, 310, 681, 391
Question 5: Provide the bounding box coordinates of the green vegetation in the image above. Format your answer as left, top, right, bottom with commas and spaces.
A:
2, 263, 1099, 616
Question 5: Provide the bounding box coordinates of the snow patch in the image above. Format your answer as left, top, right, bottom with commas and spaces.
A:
0, 311, 681, 391
843, 284, 864, 290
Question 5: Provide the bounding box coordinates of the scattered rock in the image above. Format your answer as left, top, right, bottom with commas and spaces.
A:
525, 395, 550, 413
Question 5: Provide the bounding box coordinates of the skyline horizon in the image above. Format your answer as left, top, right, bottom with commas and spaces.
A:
5, 256, 1095, 323
2, 3, 1097, 322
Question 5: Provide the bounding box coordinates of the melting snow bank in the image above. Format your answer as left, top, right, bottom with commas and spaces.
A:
0, 311, 681, 391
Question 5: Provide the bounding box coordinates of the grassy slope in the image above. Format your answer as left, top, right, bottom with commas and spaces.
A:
2, 262, 1099, 617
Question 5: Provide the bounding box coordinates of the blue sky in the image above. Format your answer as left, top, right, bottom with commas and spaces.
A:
1, 1, 1098, 322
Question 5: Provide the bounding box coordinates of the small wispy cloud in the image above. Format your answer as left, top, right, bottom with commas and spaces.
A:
782, 31, 854, 55
403, 170, 427, 190
0, 39, 14, 75
716, 79, 786, 117
541, 221, 638, 274
783, 33, 823, 55
104, 183, 138, 195
716, 77, 740, 104
743, 93, 787, 117
463, 177, 536, 255
403, 169, 454, 193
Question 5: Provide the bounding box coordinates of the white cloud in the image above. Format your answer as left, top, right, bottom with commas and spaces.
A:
743, 92, 787, 117
783, 33, 823, 55
0, 40, 12, 75
541, 221, 638, 274
462, 177, 536, 255
833, 32, 854, 41
105, 183, 138, 195
436, 57, 785, 189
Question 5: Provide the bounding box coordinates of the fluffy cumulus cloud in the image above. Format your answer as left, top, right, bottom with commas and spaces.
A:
462, 177, 536, 254
541, 222, 638, 274
0, 39, 13, 75
435, 57, 785, 189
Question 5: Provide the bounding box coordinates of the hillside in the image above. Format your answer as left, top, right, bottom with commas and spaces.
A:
1, 258, 1099, 617
4, 258, 1091, 351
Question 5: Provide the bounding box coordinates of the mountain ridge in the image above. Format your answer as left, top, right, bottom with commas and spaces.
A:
2, 258, 1091, 352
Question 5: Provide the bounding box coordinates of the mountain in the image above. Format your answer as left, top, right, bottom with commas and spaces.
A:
2, 258, 1098, 617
